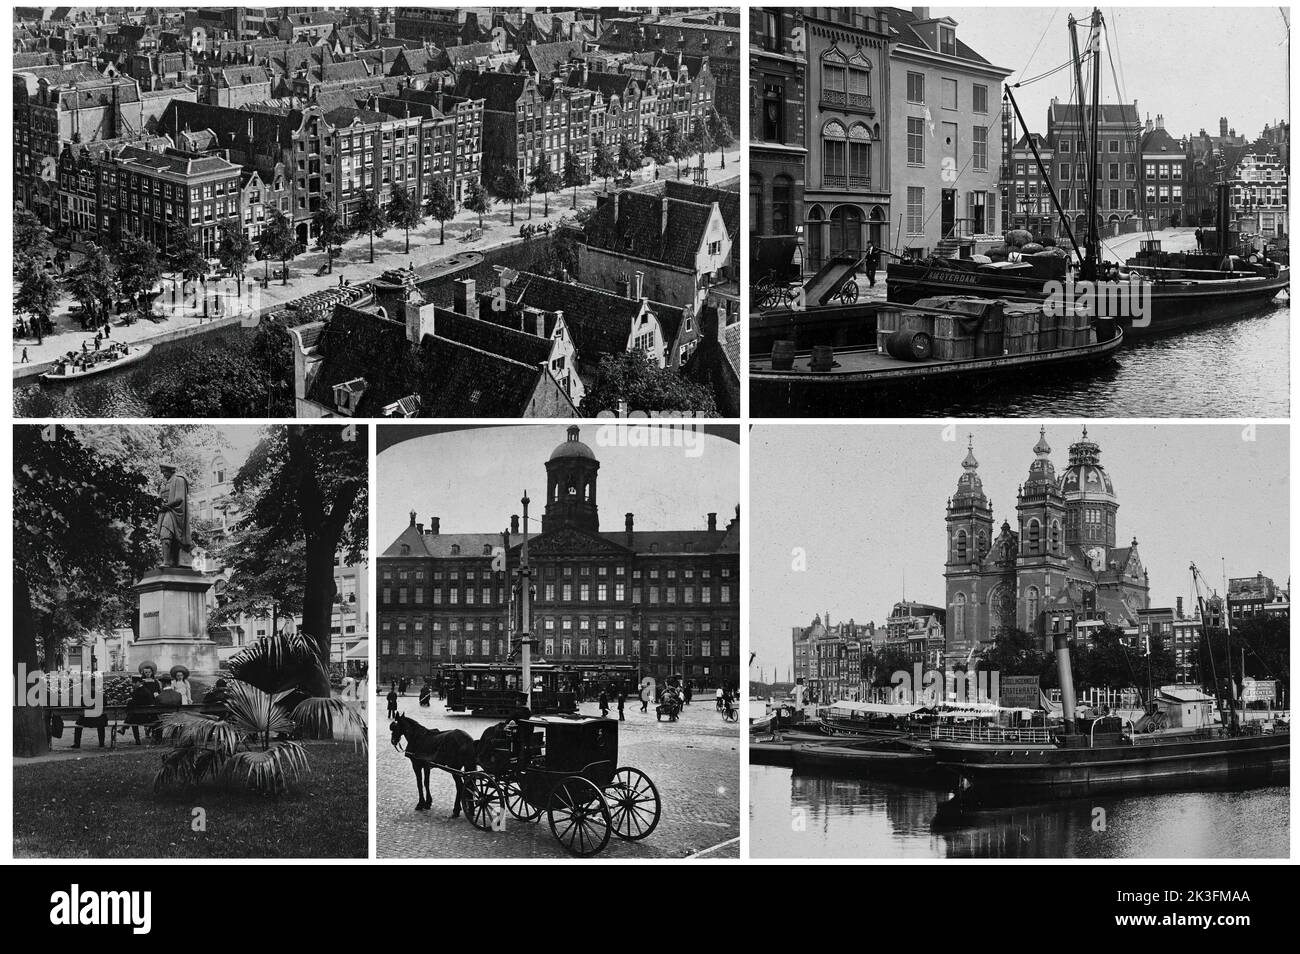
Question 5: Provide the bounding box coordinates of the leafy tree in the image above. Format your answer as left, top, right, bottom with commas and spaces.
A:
708, 108, 735, 168
144, 322, 294, 417
13, 426, 156, 756
618, 139, 643, 174
14, 207, 53, 279
976, 627, 1050, 679
664, 121, 691, 178
580, 349, 718, 416
111, 234, 163, 323
217, 217, 254, 295
643, 126, 669, 167
168, 227, 211, 317
386, 184, 424, 255
529, 155, 562, 217
231, 426, 368, 694
212, 531, 306, 641
258, 208, 303, 285
63, 243, 115, 329
563, 149, 588, 207
463, 178, 493, 230
312, 200, 347, 274
15, 260, 58, 344
351, 192, 388, 264
494, 169, 528, 226
591, 141, 618, 192
424, 178, 457, 245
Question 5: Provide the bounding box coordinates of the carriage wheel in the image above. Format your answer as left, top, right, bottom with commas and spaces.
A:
840, 281, 859, 304
604, 766, 662, 841
502, 777, 542, 822
547, 776, 612, 857
464, 772, 503, 832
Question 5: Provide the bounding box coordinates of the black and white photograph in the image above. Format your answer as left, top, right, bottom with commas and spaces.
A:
749, 7, 1289, 417
12, 6, 740, 419
749, 422, 1289, 859
374, 423, 741, 858
12, 423, 369, 858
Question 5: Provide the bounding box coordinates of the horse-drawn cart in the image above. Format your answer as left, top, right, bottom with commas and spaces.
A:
397, 713, 661, 857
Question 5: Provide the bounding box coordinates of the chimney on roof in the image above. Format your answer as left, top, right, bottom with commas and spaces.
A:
511, 514, 520, 535
430, 517, 440, 535
659, 197, 669, 240
415, 522, 425, 534
409, 510, 417, 526
540, 308, 554, 338
1220, 117, 1229, 138
1176, 596, 1184, 619
1156, 113, 1164, 131
912, 7, 931, 20
454, 277, 478, 319
634, 270, 644, 300
1144, 114, 1152, 135
707, 512, 717, 532
618, 272, 631, 298
625, 512, 634, 544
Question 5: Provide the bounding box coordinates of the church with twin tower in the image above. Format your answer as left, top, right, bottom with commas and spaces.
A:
944, 427, 1151, 655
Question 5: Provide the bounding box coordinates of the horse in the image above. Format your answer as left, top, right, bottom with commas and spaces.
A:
389, 714, 477, 815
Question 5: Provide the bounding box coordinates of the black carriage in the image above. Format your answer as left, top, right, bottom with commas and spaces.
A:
461, 714, 662, 857
443, 663, 577, 717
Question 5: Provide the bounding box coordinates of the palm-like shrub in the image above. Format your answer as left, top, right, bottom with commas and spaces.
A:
154, 633, 367, 796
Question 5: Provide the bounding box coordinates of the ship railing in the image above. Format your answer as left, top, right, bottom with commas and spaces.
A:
1128, 726, 1219, 744
928, 724, 1054, 744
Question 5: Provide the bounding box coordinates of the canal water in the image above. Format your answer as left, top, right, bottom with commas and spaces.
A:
750, 765, 1289, 858
14, 325, 256, 418
755, 302, 1290, 418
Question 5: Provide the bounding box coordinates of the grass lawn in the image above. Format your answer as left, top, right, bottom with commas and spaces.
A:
14, 742, 367, 859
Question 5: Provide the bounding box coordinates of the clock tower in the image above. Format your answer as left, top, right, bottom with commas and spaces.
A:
944, 436, 994, 652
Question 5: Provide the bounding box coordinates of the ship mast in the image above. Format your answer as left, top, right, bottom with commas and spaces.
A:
1191, 562, 1237, 733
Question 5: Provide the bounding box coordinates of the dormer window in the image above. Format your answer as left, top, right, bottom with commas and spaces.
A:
939, 25, 956, 57
332, 377, 367, 416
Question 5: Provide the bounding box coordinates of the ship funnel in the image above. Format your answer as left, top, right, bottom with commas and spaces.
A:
1053, 632, 1078, 735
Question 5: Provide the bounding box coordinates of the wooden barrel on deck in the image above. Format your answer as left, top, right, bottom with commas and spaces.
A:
810, 345, 836, 372
882, 330, 933, 361
771, 339, 796, 370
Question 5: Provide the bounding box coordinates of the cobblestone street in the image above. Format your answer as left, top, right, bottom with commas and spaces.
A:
377, 696, 740, 858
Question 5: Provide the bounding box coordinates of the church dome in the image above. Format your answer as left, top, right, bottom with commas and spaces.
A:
952, 436, 987, 502
1059, 426, 1115, 499
549, 425, 596, 461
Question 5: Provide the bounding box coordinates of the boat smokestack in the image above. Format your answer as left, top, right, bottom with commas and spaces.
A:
1053, 632, 1077, 735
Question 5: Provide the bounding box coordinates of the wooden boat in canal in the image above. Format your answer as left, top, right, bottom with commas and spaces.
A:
792, 738, 941, 783
40, 343, 153, 385
751, 296, 1123, 406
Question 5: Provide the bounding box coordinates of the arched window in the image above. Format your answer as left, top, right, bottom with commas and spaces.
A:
1027, 587, 1040, 624
955, 593, 967, 637
749, 173, 763, 234
1028, 519, 1042, 553
772, 174, 793, 236
1050, 520, 1061, 552
806, 204, 825, 269
976, 530, 988, 557
848, 123, 872, 188
822, 120, 847, 188
955, 529, 968, 562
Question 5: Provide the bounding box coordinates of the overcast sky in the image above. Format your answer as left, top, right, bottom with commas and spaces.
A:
934, 5, 1288, 142
377, 425, 740, 547
749, 423, 1288, 676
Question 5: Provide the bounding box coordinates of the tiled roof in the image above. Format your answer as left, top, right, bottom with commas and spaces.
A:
503, 272, 641, 358
664, 180, 739, 236
431, 307, 553, 367
583, 191, 714, 269
454, 70, 527, 111
1049, 100, 1140, 126
306, 305, 554, 417
383, 526, 503, 559
881, 7, 994, 66
520, 39, 586, 78
596, 529, 732, 555
160, 99, 298, 152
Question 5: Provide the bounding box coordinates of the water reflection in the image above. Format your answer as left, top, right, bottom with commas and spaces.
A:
751, 765, 1289, 858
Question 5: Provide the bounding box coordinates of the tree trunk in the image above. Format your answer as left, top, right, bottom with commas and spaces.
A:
509, 203, 515, 226
13, 570, 49, 758
368, 231, 374, 264
440, 220, 446, 245
405, 227, 410, 255
280, 257, 288, 285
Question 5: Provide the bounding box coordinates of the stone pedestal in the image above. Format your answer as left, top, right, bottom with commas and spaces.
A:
128, 567, 218, 677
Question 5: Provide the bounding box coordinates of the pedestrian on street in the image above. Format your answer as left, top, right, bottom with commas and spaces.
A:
387, 686, 399, 720
864, 241, 880, 286
715, 687, 723, 711
617, 691, 625, 722
598, 688, 610, 718
684, 682, 693, 706
640, 685, 649, 713
1195, 227, 1203, 251
20, 348, 28, 363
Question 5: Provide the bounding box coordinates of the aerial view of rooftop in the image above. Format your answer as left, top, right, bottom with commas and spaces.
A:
13, 6, 741, 418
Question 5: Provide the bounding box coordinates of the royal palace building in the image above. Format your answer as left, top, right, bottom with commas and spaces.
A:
378, 426, 741, 691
